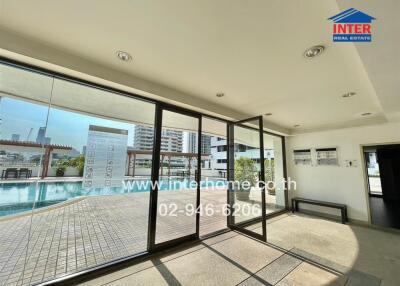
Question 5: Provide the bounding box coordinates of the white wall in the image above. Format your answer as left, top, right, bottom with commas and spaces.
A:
286, 122, 400, 222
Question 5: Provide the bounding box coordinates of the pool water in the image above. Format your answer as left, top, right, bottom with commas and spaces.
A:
0, 179, 227, 216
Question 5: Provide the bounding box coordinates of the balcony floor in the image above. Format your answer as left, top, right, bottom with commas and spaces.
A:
0, 187, 281, 286
78, 213, 400, 286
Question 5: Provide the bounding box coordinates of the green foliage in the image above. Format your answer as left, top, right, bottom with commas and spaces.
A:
69, 155, 85, 176
56, 159, 69, 177
264, 159, 275, 182
31, 156, 41, 166
234, 157, 256, 191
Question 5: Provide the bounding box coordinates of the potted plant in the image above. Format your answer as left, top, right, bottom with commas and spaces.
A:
264, 159, 275, 195
234, 157, 256, 201
70, 155, 85, 177
56, 159, 69, 177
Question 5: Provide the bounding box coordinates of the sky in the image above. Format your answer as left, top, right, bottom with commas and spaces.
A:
1, 96, 136, 152
1, 96, 191, 153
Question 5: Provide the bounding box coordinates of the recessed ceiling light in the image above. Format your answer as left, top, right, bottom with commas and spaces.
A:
342, 92, 356, 98
264, 113, 272, 116
293, 124, 300, 128
216, 93, 225, 98
361, 112, 372, 116
304, 45, 325, 58
116, 51, 132, 62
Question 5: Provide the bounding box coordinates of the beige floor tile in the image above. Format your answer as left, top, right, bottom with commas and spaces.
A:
276, 262, 345, 286
159, 246, 252, 285
107, 266, 170, 286
207, 235, 284, 272
78, 260, 157, 286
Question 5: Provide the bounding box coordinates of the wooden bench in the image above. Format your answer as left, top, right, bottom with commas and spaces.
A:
291, 197, 348, 224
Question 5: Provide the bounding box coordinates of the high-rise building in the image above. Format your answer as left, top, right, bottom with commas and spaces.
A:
210, 137, 228, 171
36, 127, 51, 145
36, 127, 45, 143
11, 134, 20, 141
210, 137, 274, 172
133, 125, 154, 151
134, 125, 183, 152
133, 125, 184, 169
188, 134, 211, 154
160, 129, 183, 152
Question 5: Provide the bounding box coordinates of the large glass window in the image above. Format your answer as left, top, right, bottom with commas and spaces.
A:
0, 61, 287, 285
200, 117, 228, 236
231, 123, 264, 235
155, 110, 199, 244
0, 64, 53, 286
0, 63, 156, 285
264, 133, 286, 214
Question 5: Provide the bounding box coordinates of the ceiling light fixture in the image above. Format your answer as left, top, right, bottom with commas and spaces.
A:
264, 113, 272, 116
304, 45, 325, 58
116, 51, 132, 62
342, 92, 356, 98
361, 112, 372, 116
216, 93, 225, 98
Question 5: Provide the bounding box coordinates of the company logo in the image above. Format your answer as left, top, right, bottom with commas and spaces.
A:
328, 8, 376, 42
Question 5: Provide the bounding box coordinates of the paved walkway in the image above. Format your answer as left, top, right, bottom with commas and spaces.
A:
0, 188, 281, 286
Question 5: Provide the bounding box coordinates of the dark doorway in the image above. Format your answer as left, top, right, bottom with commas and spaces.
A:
364, 145, 400, 229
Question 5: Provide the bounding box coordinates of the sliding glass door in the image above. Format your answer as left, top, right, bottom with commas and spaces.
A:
227, 116, 267, 241
0, 59, 287, 285
149, 106, 201, 250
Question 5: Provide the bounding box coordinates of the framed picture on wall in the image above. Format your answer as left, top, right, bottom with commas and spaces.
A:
293, 149, 312, 165
316, 147, 338, 166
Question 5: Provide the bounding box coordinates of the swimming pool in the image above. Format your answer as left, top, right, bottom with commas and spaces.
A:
0, 179, 227, 216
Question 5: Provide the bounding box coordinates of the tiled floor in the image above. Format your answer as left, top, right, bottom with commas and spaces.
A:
0, 187, 281, 286
79, 213, 399, 286
0, 189, 206, 285
266, 213, 398, 286
5, 188, 395, 285
78, 231, 346, 286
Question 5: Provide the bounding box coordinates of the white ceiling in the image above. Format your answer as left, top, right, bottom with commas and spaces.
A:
0, 0, 399, 135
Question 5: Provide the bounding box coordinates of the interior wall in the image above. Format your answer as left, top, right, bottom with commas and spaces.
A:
286, 122, 400, 222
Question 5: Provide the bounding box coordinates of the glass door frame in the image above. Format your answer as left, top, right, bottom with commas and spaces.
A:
0, 58, 289, 285
148, 103, 202, 252
227, 116, 267, 242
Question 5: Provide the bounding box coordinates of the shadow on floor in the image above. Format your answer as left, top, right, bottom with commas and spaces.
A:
266, 213, 397, 285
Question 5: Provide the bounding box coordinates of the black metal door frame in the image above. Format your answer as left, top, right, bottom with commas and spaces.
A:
227, 116, 267, 241
0, 57, 291, 285
148, 103, 202, 252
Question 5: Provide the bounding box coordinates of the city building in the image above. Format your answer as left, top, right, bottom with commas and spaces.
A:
134, 125, 183, 152
133, 125, 184, 168
36, 127, 51, 145
210, 137, 275, 172
188, 133, 211, 154
11, 134, 20, 141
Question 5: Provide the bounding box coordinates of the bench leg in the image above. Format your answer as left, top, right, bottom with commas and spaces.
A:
341, 209, 347, 224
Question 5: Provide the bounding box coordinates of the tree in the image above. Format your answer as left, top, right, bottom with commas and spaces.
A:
264, 159, 275, 194
264, 159, 275, 182
234, 157, 257, 201
56, 159, 69, 177
69, 155, 85, 176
